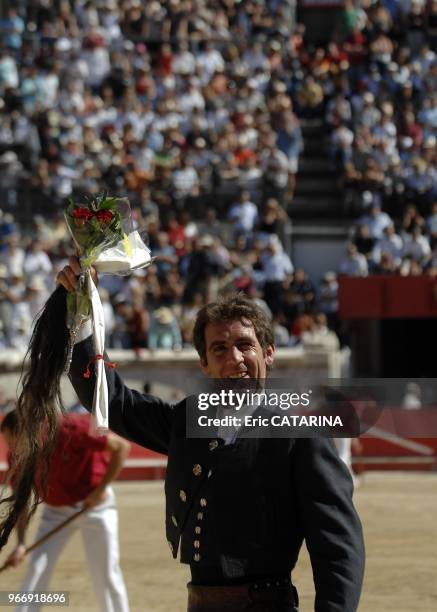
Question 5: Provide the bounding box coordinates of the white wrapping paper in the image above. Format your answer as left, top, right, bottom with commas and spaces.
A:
87, 270, 109, 431
94, 230, 152, 274
82, 231, 152, 430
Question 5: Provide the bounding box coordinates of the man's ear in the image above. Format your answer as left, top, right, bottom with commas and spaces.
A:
265, 344, 275, 368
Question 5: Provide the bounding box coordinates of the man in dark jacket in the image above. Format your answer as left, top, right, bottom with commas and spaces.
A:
58, 259, 365, 612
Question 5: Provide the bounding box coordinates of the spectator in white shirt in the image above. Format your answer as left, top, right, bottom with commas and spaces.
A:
196, 41, 225, 83
23, 240, 52, 282
0, 235, 24, 278
261, 237, 294, 282
227, 190, 258, 235
358, 204, 393, 239
172, 157, 199, 201
338, 243, 369, 276
172, 41, 196, 75
402, 225, 431, 263
179, 81, 205, 114
261, 236, 294, 314
6, 273, 31, 349
372, 224, 403, 265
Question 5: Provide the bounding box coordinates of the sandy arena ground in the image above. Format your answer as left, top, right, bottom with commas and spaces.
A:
0, 472, 436, 612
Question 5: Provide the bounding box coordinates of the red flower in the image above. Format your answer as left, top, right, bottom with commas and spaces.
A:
96, 210, 113, 224
72, 207, 93, 220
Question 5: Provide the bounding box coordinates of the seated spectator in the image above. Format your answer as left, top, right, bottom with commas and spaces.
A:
261, 236, 294, 314
227, 189, 258, 236
152, 232, 178, 277
0, 234, 24, 278
291, 268, 316, 314
111, 296, 148, 350
172, 157, 200, 207
229, 260, 252, 292
23, 239, 52, 281
330, 123, 354, 165
302, 313, 340, 350
402, 225, 432, 264
353, 223, 376, 259
373, 252, 399, 274
183, 235, 224, 303
5, 272, 30, 349
197, 208, 222, 239
400, 204, 426, 238
338, 243, 368, 276
358, 203, 392, 239
256, 198, 288, 245
276, 108, 304, 199
290, 313, 315, 343
371, 224, 403, 267
272, 315, 291, 348
318, 272, 339, 332
400, 255, 424, 276
148, 307, 182, 350
295, 75, 324, 118
260, 133, 290, 204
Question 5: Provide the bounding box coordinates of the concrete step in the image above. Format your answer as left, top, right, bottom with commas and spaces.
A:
290, 220, 350, 235
301, 123, 327, 138
295, 176, 340, 196
286, 195, 345, 219
299, 118, 324, 130
298, 156, 336, 175
302, 138, 329, 156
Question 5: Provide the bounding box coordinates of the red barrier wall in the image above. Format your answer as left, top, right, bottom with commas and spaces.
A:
339, 276, 437, 319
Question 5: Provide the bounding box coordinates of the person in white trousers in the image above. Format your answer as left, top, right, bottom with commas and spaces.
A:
2, 410, 130, 612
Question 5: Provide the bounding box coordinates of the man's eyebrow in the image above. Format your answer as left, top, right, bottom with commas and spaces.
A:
208, 336, 254, 350
208, 340, 226, 350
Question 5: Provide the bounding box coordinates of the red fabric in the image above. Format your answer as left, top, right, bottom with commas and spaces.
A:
43, 417, 108, 506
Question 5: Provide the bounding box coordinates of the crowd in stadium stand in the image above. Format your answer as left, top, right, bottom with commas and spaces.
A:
0, 0, 436, 353
328, 0, 437, 277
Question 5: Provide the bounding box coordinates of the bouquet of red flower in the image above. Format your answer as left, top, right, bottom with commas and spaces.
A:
66, 193, 130, 266
64, 193, 152, 429
64, 194, 130, 337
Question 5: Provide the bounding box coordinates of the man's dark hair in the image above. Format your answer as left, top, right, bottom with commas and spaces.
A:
192, 293, 274, 363
0, 286, 67, 551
